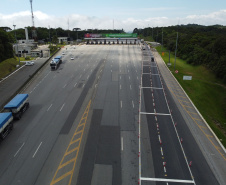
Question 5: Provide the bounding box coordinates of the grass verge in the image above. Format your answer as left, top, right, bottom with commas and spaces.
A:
0, 58, 23, 79
155, 46, 226, 147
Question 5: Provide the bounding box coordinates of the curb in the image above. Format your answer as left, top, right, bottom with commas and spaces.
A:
153, 48, 226, 153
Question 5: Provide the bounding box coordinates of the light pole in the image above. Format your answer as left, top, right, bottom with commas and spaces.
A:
73, 28, 81, 44
13, 25, 20, 66
174, 32, 178, 71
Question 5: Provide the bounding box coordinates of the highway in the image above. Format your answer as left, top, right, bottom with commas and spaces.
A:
0, 43, 224, 185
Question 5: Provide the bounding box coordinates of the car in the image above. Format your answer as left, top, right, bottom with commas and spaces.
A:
71, 57, 74, 60
62, 52, 65, 55
25, 61, 34, 66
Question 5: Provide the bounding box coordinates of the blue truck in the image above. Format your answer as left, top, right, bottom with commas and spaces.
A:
4, 94, 29, 120
50, 55, 62, 70
0, 112, 13, 139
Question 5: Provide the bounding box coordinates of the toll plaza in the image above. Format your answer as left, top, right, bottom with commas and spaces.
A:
84, 33, 139, 45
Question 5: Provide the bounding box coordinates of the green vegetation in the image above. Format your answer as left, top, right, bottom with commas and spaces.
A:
155, 46, 226, 147
49, 45, 59, 55
0, 58, 23, 79
134, 25, 226, 83
16, 56, 35, 61
0, 28, 14, 62
10, 27, 125, 43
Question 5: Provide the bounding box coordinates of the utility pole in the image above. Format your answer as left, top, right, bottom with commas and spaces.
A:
156, 28, 158, 42
113, 19, 114, 30
73, 28, 81, 44
152, 27, 153, 40
174, 32, 178, 71
49, 25, 51, 45
13, 24, 16, 42
161, 27, 163, 52
13, 24, 20, 66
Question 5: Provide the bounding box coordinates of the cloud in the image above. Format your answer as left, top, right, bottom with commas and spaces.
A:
0, 9, 226, 32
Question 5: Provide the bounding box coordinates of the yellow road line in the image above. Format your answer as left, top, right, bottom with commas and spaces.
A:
50, 100, 91, 185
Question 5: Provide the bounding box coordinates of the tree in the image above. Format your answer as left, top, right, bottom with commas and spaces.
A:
52, 35, 58, 44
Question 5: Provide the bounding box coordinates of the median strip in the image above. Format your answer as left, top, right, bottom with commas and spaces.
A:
50, 100, 91, 185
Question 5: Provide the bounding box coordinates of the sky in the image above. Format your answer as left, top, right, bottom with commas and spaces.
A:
0, 0, 226, 32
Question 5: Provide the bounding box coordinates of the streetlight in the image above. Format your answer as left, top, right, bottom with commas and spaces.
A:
73, 28, 81, 44
13, 24, 20, 66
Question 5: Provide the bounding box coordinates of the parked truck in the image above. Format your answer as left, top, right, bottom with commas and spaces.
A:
4, 94, 29, 120
50, 55, 62, 70
0, 112, 13, 139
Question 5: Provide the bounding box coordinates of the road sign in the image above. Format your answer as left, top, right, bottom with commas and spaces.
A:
183, 76, 192, 80
167, 63, 171, 66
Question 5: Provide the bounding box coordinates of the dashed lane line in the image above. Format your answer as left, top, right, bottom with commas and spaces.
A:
50, 100, 91, 185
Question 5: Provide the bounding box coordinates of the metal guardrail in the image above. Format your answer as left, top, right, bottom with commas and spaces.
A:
0, 48, 61, 111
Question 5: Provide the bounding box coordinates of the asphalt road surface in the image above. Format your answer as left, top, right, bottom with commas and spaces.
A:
0, 44, 224, 185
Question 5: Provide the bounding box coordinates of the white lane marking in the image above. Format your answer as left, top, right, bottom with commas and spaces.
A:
32, 142, 42, 158
111, 70, 112, 72
155, 116, 158, 121
140, 177, 195, 183
120, 76, 121, 80
87, 75, 89, 79
154, 109, 156, 113
130, 85, 132, 90
120, 101, 122, 108
120, 84, 121, 90
121, 137, 124, 151
137, 76, 138, 80
0, 65, 25, 83
30, 91, 33, 94
60, 103, 65, 111
128, 70, 129, 73
160, 147, 163, 156
129, 76, 130, 80
83, 84, 85, 88
79, 74, 82, 78
63, 84, 67, 88
98, 75, 100, 79
132, 100, 134, 108
140, 112, 171, 116
74, 83, 77, 87
14, 142, 25, 157
164, 166, 166, 173
47, 104, 52, 111
158, 135, 161, 143
95, 84, 97, 88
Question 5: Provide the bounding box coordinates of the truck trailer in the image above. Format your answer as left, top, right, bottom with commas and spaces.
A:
0, 112, 13, 139
4, 94, 29, 120
50, 55, 62, 70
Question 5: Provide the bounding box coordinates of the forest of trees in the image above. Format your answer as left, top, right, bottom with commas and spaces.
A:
133, 24, 226, 83
10, 27, 124, 42
0, 28, 14, 62
0, 26, 124, 62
